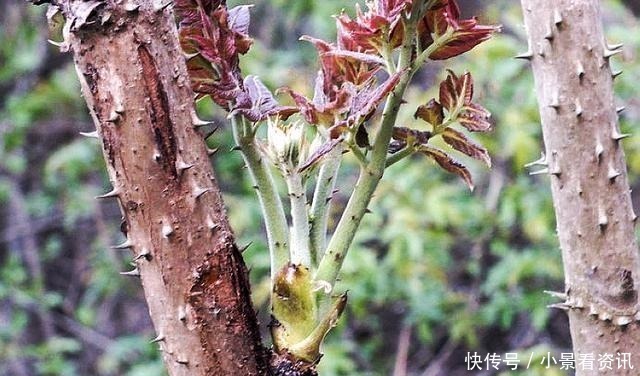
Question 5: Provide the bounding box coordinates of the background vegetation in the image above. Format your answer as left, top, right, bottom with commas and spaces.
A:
1, 0, 639, 374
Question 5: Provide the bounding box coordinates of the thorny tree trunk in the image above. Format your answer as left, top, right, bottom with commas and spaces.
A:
41, 1, 269, 375
521, 1, 640, 373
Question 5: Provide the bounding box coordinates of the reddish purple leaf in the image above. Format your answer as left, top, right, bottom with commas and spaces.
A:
441, 128, 491, 167
419, 0, 499, 60
418, 145, 474, 190
414, 99, 444, 127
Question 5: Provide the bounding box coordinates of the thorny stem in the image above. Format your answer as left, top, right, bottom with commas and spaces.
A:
309, 144, 344, 266
231, 114, 289, 280
313, 3, 452, 291
314, 4, 424, 289
286, 172, 312, 266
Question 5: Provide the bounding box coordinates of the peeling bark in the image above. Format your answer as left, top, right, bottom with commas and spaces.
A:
45, 2, 268, 375
521, 1, 640, 374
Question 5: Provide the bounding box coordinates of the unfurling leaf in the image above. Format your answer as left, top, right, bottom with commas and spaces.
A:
176, 1, 253, 109
458, 103, 492, 132
335, 0, 412, 53
419, 0, 499, 60
418, 146, 474, 190
232, 76, 298, 122
441, 128, 491, 167
414, 99, 444, 128
299, 138, 342, 173
392, 127, 432, 145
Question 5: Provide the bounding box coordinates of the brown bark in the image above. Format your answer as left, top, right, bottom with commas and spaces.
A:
521, 1, 640, 374
46, 2, 268, 375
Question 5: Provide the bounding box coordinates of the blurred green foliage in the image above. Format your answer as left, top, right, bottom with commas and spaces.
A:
1, 0, 639, 375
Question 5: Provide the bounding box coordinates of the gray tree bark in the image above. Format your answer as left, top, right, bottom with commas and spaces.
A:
38, 1, 269, 375
520, 1, 640, 374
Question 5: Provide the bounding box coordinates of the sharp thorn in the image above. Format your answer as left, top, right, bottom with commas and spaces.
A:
150, 334, 165, 343
206, 216, 219, 231
603, 48, 622, 59
524, 152, 547, 168
106, 110, 120, 123
612, 70, 623, 79
111, 239, 133, 249
239, 242, 253, 253
608, 164, 621, 182
530, 168, 549, 176
79, 131, 100, 139
553, 9, 563, 26
192, 113, 214, 128
547, 303, 569, 311
96, 187, 120, 199
176, 160, 194, 175
193, 186, 211, 199
616, 106, 626, 114
120, 268, 140, 277
607, 42, 624, 50
183, 51, 199, 60
544, 290, 568, 300
207, 147, 219, 156
133, 248, 151, 261
574, 100, 583, 117
162, 222, 174, 238
230, 145, 242, 152
515, 50, 533, 60
611, 125, 630, 141
595, 141, 604, 162
155, 0, 172, 12
576, 61, 585, 80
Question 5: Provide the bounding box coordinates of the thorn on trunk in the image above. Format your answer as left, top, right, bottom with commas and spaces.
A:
112, 239, 133, 249
133, 248, 151, 261
515, 49, 533, 60
155, 0, 172, 12
603, 48, 622, 59
608, 164, 621, 182
598, 210, 609, 231
120, 268, 140, 277
125, 2, 140, 12
529, 168, 549, 176
79, 131, 100, 139
193, 186, 211, 199
553, 9, 563, 26
96, 187, 120, 199
576, 61, 585, 81
612, 70, 623, 80
207, 147, 219, 156
150, 334, 165, 343
206, 215, 219, 231
595, 141, 604, 163
178, 306, 187, 322
176, 159, 194, 175
611, 125, 630, 142
106, 110, 120, 123
574, 100, 583, 117
239, 242, 253, 253
162, 221, 174, 238
192, 113, 213, 128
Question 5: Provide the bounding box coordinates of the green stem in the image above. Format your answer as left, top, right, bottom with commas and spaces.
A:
286, 173, 311, 266
385, 145, 415, 168
314, 8, 421, 288
309, 144, 344, 266
231, 115, 289, 279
